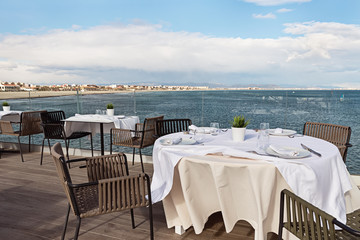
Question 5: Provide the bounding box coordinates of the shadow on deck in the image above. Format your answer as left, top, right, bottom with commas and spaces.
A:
0, 149, 278, 240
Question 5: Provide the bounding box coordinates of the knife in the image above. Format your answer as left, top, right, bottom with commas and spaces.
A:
301, 143, 322, 157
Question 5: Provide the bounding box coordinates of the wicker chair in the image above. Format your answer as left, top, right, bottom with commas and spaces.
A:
303, 122, 352, 162
51, 142, 154, 240
0, 110, 46, 162
156, 118, 192, 137
40, 111, 93, 165
278, 189, 360, 240
110, 115, 164, 172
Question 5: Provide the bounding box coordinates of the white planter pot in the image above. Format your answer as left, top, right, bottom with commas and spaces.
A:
107, 109, 114, 116
232, 127, 246, 142
3, 106, 10, 111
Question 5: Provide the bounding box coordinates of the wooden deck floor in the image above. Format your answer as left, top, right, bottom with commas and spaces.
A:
0, 150, 278, 240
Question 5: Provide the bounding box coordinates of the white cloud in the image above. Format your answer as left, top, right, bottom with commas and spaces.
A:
244, 0, 311, 6
277, 8, 293, 13
252, 13, 277, 19
0, 21, 359, 87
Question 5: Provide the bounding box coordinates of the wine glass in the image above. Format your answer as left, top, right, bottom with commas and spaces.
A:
210, 122, 220, 136
257, 123, 270, 151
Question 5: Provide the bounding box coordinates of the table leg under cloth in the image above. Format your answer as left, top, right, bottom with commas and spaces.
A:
162, 155, 360, 240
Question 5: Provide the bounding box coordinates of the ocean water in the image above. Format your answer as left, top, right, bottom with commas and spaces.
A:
3, 90, 360, 174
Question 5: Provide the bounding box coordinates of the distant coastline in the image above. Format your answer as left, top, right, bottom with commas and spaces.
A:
1, 88, 359, 100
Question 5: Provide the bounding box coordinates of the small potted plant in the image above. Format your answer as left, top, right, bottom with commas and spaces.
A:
106, 103, 114, 116
2, 101, 10, 111
231, 115, 250, 142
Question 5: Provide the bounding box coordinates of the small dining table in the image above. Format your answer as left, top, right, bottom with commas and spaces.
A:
150, 129, 360, 240
64, 114, 139, 155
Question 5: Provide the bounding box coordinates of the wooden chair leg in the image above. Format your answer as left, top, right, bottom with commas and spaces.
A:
61, 204, 71, 240
17, 136, 24, 162
73, 216, 81, 240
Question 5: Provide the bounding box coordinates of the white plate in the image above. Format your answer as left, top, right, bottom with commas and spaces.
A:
268, 129, 296, 136
116, 115, 125, 119
160, 138, 196, 145
266, 146, 311, 159
180, 138, 197, 145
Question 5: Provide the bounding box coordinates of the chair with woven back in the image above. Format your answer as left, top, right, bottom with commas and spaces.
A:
278, 189, 360, 240
51, 142, 153, 240
40, 110, 93, 165
0, 110, 46, 162
303, 122, 352, 162
110, 115, 164, 172
156, 118, 192, 137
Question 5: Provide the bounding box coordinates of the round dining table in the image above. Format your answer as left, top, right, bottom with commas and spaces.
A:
150, 128, 360, 240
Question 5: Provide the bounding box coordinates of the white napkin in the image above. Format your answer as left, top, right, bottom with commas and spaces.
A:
188, 125, 198, 131
163, 137, 182, 145
274, 128, 283, 134
269, 145, 299, 156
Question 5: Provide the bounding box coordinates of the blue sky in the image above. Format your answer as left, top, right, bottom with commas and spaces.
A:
0, 0, 360, 88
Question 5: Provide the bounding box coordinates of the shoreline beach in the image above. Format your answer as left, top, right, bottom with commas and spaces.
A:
1, 88, 359, 100
0, 90, 125, 100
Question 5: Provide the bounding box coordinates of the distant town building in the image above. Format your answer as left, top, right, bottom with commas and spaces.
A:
0, 83, 20, 91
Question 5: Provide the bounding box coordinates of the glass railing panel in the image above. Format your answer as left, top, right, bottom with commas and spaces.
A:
1, 89, 359, 174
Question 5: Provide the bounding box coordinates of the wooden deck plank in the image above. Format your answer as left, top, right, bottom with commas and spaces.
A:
0, 150, 278, 240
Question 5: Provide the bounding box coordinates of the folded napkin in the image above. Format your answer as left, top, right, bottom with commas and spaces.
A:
163, 137, 182, 145
269, 145, 299, 156
274, 128, 283, 134
188, 125, 198, 131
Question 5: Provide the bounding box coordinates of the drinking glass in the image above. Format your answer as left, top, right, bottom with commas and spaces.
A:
96, 109, 102, 115
210, 122, 220, 136
259, 122, 269, 131
257, 123, 270, 151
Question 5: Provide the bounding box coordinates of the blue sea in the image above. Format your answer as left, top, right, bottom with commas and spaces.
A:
3, 90, 360, 174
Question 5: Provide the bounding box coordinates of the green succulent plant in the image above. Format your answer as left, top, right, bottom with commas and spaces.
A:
231, 115, 250, 128
106, 103, 114, 109
2, 101, 9, 106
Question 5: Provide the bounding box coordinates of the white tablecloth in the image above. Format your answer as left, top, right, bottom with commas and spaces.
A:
0, 111, 22, 122
151, 129, 354, 229
64, 114, 139, 136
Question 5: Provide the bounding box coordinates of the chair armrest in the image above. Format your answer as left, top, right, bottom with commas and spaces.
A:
333, 218, 360, 237
69, 181, 98, 188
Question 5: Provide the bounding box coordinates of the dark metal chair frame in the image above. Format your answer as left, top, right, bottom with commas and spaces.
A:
40, 110, 93, 165
156, 118, 192, 137
278, 189, 360, 240
303, 122, 352, 162
51, 142, 154, 240
110, 115, 164, 172
0, 110, 46, 162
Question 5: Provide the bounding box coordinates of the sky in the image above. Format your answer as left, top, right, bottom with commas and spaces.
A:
0, 0, 360, 88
